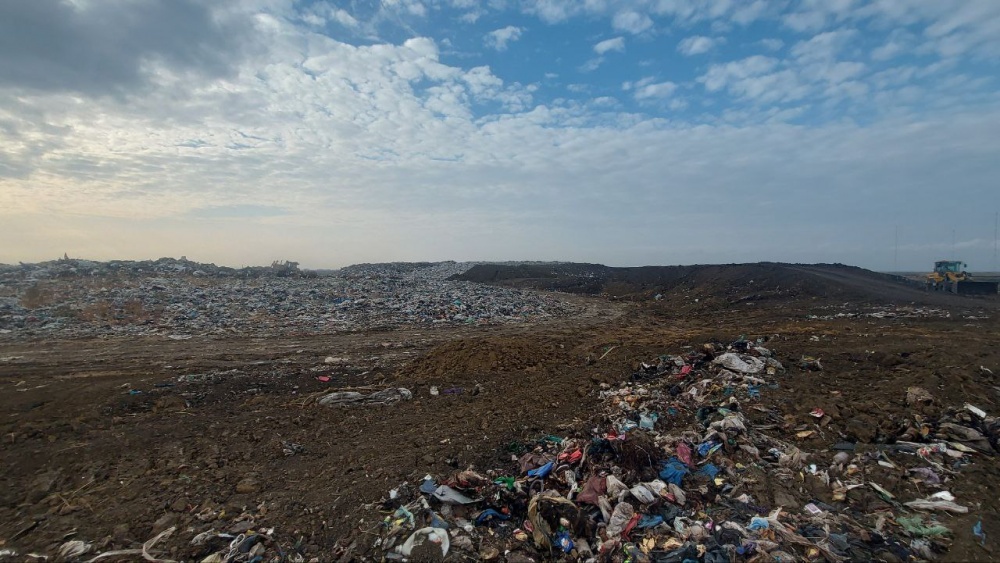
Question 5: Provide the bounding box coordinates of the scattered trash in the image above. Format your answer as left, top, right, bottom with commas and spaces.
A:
803, 503, 823, 515
394, 527, 449, 558
965, 403, 987, 418
58, 541, 92, 558
638, 412, 658, 430
869, 482, 896, 500
281, 441, 305, 456
712, 352, 764, 374
317, 387, 412, 406
432, 485, 477, 505
904, 496, 970, 513
356, 336, 993, 562
798, 356, 823, 371
897, 516, 950, 537
974, 520, 987, 546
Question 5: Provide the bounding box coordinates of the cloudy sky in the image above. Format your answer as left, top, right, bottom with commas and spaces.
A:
1, 0, 999, 270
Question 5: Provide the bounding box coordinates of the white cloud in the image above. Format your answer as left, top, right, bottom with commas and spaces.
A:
594, 37, 625, 55
791, 29, 857, 61
870, 66, 917, 89
527, 0, 578, 23
3, 0, 1000, 269
331, 8, 359, 27
633, 80, 677, 100
783, 10, 829, 32
700, 29, 873, 106
612, 10, 654, 34
484, 25, 524, 51
508, 0, 1000, 62
622, 76, 653, 91
700, 55, 779, 92
677, 35, 720, 56
871, 40, 903, 61
382, 0, 427, 17
782, 0, 858, 31
647, 0, 767, 26
699, 56, 816, 105
759, 38, 784, 51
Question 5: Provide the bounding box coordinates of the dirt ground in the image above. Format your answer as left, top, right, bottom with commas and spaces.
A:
2, 284, 1000, 562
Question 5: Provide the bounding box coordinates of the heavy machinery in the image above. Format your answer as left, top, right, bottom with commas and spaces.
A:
927, 260, 1000, 294
926, 261, 969, 286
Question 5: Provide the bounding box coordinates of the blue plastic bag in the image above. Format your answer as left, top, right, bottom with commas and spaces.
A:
697, 441, 719, 457
697, 463, 720, 479
748, 517, 769, 531
527, 461, 554, 479
556, 531, 574, 553
659, 457, 689, 485
974, 520, 986, 546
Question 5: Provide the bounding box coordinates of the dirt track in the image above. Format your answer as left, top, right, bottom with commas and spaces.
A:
2, 283, 1000, 561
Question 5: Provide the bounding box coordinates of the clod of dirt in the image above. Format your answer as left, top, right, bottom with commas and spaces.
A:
151, 513, 177, 535
235, 476, 261, 494
906, 386, 934, 406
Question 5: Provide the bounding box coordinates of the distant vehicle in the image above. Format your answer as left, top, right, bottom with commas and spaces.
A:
926, 260, 969, 285
927, 260, 999, 295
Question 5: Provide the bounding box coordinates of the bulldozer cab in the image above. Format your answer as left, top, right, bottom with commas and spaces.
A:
934, 261, 966, 274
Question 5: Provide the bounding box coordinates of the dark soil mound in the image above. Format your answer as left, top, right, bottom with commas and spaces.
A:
454, 262, 982, 307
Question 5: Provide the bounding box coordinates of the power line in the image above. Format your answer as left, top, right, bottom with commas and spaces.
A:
894, 225, 898, 272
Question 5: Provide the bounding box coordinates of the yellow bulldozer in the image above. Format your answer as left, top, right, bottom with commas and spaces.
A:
925, 260, 1000, 295
926, 260, 969, 286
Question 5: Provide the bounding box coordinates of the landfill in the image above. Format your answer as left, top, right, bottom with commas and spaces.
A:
1, 259, 998, 562
0, 258, 575, 338
355, 337, 998, 562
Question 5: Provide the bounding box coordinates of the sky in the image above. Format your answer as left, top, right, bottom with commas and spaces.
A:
1, 0, 999, 271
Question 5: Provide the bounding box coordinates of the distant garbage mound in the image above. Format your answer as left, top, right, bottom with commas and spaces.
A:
0, 256, 311, 280
0, 260, 575, 338
358, 337, 996, 562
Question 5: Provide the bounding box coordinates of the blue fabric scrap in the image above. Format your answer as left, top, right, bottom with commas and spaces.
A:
475, 509, 510, 526
637, 514, 664, 528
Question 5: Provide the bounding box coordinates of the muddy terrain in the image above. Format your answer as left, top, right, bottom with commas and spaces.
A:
1, 263, 999, 562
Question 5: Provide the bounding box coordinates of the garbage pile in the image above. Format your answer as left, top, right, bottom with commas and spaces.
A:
363, 338, 994, 562
0, 259, 575, 338
0, 256, 307, 279
807, 306, 953, 320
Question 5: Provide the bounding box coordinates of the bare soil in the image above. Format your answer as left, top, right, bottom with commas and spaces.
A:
1, 272, 999, 562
